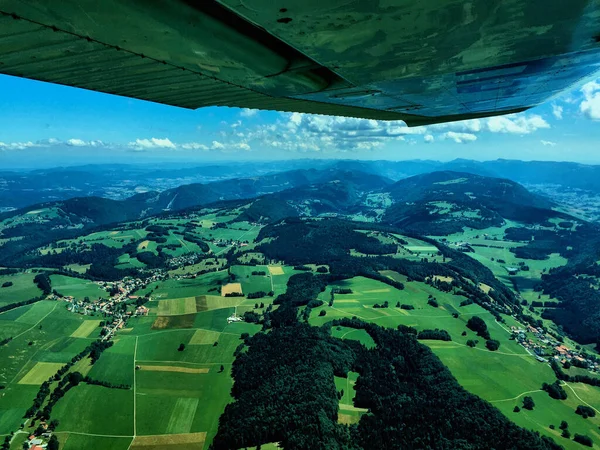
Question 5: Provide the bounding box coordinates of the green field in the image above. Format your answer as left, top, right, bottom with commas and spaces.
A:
230, 265, 272, 294
53, 384, 134, 435
0, 301, 109, 434
308, 275, 600, 448
50, 275, 107, 300
0, 284, 251, 449
136, 272, 228, 299
0, 272, 42, 305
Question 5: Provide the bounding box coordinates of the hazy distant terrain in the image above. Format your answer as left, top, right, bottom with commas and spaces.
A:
4, 159, 600, 221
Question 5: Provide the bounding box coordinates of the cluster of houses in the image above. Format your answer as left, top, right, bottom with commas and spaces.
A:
511, 324, 599, 371
167, 252, 204, 268
26, 431, 52, 449
59, 276, 161, 337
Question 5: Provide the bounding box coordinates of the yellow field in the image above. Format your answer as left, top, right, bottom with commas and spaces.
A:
71, 355, 94, 376
221, 283, 242, 296
268, 266, 284, 275
130, 432, 206, 448
137, 240, 150, 251
362, 288, 390, 294
479, 282, 492, 294
139, 365, 209, 374
338, 413, 360, 425
18, 362, 64, 385
157, 297, 197, 316
70, 320, 101, 338
433, 275, 454, 283
189, 329, 221, 345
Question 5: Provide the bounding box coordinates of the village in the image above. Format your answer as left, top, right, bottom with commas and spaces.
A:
509, 322, 600, 374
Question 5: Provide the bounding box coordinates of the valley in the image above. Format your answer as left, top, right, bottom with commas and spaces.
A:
3, 167, 600, 449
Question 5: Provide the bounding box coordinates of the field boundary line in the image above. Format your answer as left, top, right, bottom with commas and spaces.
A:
489, 389, 543, 403
432, 341, 531, 357
7, 337, 60, 385
133, 336, 138, 437
135, 360, 232, 366
54, 431, 134, 438
563, 382, 600, 415
0, 302, 34, 316
134, 326, 240, 338
11, 302, 58, 342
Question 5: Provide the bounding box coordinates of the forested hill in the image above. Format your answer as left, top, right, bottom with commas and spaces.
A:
383, 171, 565, 235
386, 171, 553, 209
0, 168, 392, 228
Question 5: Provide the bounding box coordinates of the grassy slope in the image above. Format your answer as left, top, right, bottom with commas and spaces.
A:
309, 276, 600, 449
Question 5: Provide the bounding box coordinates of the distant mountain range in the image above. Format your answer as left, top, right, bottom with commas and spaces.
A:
0, 168, 393, 229
0, 166, 584, 259
4, 158, 600, 211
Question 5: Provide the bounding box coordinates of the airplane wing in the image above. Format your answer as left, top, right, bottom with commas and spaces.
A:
0, 0, 599, 125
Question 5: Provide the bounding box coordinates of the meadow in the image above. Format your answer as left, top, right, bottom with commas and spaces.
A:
310, 275, 600, 449
0, 301, 109, 435
50, 275, 107, 300
0, 272, 42, 306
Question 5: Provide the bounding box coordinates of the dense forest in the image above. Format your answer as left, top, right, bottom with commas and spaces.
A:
211, 274, 562, 450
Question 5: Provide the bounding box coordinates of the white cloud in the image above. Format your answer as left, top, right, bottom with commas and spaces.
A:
541, 140, 557, 147
424, 134, 434, 143
180, 142, 209, 150
552, 104, 563, 120
443, 131, 477, 143
66, 138, 86, 147
65, 138, 104, 147
485, 114, 549, 134
234, 142, 251, 151
211, 141, 225, 150
580, 81, 600, 120
240, 108, 258, 118
430, 118, 481, 133
0, 141, 36, 150
128, 137, 176, 150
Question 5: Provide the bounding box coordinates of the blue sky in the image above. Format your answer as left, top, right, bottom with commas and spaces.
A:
1, 73, 600, 168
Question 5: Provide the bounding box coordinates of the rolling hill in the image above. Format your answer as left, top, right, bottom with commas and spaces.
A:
383, 171, 560, 234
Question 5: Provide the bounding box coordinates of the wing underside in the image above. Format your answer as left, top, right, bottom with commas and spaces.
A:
0, 0, 599, 125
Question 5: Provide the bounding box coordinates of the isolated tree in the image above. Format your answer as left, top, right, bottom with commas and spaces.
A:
559, 420, 568, 430
219, 365, 225, 372
467, 316, 490, 339
562, 429, 571, 439
513, 406, 520, 413
67, 371, 83, 386
485, 339, 500, 351
319, 310, 327, 317
522, 396, 535, 410
178, 343, 185, 352
576, 405, 596, 418
466, 340, 477, 348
